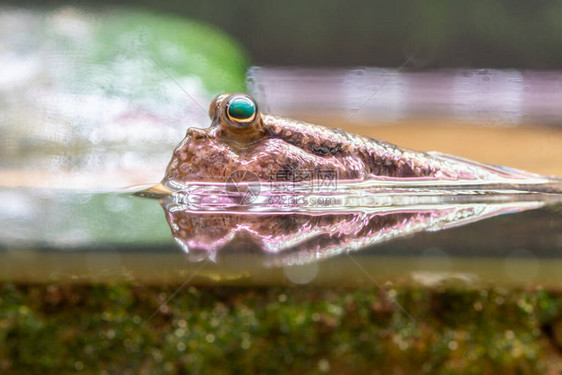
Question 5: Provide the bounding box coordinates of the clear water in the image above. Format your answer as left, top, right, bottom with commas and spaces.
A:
1, 184, 560, 288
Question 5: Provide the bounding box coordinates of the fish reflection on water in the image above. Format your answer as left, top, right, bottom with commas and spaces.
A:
160, 198, 550, 267
141, 93, 562, 266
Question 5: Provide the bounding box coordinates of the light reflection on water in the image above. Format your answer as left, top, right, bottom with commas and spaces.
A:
0, 185, 560, 288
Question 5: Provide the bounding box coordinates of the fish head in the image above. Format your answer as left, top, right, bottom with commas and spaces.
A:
162, 92, 348, 187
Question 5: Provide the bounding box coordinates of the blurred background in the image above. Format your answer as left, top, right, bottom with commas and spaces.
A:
176, 0, 562, 69
8, 0, 562, 69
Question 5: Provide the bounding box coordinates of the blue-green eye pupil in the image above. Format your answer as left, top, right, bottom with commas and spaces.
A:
227, 98, 256, 121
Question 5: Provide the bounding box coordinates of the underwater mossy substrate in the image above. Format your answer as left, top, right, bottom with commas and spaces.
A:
0, 284, 561, 374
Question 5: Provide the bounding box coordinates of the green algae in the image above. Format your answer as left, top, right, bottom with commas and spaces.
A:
0, 284, 561, 374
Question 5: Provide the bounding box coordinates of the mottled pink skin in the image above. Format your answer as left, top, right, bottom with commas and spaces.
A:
163, 113, 485, 187
164, 204, 445, 263
162, 93, 560, 191
162, 201, 530, 266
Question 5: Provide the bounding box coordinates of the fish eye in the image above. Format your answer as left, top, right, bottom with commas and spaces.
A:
226, 96, 256, 124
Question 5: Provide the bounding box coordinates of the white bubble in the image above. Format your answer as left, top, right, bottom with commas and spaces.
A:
318, 359, 330, 373
283, 262, 319, 285
448, 340, 458, 351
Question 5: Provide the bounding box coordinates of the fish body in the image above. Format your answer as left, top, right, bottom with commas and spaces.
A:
162, 93, 561, 195
152, 93, 562, 265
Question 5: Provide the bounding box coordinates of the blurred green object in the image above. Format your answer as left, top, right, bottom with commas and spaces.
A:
0, 7, 250, 190
70, 8, 250, 94
90, 9, 250, 94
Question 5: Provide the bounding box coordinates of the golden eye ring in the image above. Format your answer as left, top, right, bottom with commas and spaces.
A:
226, 96, 257, 123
